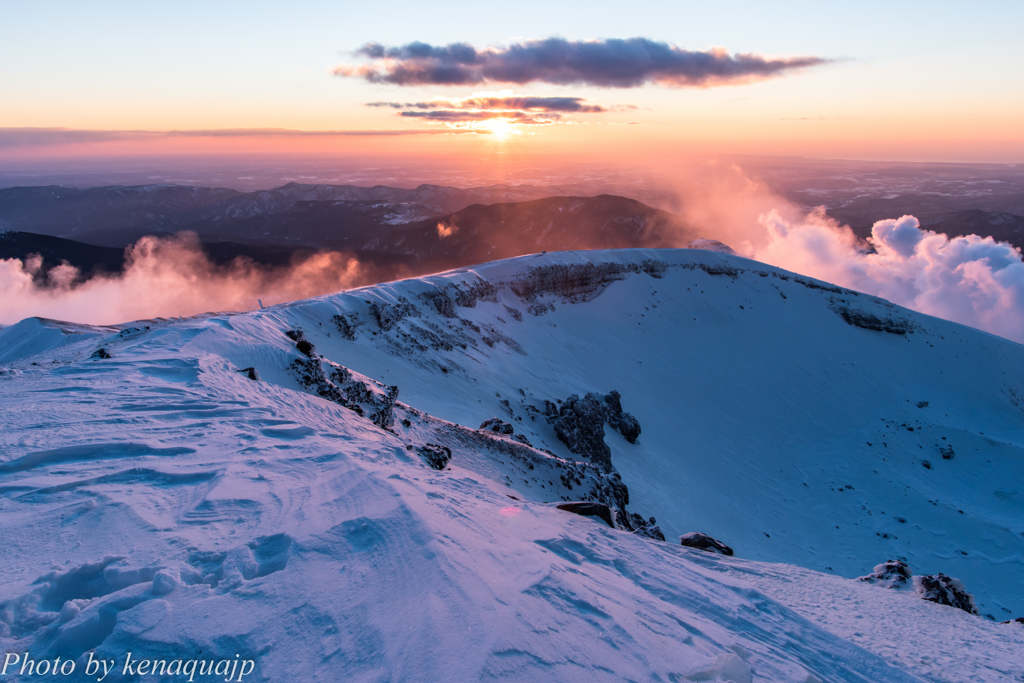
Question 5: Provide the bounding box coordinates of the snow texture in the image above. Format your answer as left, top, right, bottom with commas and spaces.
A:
1, 248, 1022, 681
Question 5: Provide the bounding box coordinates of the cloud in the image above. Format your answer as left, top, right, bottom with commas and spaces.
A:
753, 210, 1024, 343
0, 127, 475, 149
399, 111, 556, 125
668, 163, 1024, 344
0, 233, 402, 326
365, 91, 610, 128
335, 37, 829, 88
368, 94, 606, 113
436, 222, 458, 239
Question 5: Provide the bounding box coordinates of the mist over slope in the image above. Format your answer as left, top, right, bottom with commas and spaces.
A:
1, 248, 1021, 681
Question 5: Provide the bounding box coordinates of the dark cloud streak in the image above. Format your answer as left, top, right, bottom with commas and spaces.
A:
367, 95, 606, 113
0, 127, 475, 149
336, 37, 830, 88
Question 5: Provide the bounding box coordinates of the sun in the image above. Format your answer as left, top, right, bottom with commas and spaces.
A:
483, 118, 520, 140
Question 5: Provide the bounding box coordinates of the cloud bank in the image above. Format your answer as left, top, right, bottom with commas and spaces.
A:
336, 37, 829, 88
672, 164, 1024, 344
0, 127, 473, 149
0, 233, 386, 326
754, 211, 1024, 344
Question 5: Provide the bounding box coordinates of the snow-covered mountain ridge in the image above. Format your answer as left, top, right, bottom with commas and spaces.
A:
1, 248, 1022, 681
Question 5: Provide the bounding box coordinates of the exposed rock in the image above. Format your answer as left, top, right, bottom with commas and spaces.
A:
503, 305, 523, 322
511, 433, 533, 447
859, 559, 912, 588
915, 573, 978, 614
602, 390, 641, 443
237, 367, 260, 381
331, 313, 360, 340
680, 532, 734, 556
940, 445, 955, 460
544, 390, 641, 471
627, 514, 665, 541
1002, 617, 1024, 625
420, 288, 458, 318
511, 261, 667, 307
480, 417, 514, 435
285, 329, 315, 356
90, 347, 112, 359
289, 335, 398, 429
557, 501, 614, 528
369, 297, 418, 331
831, 305, 916, 335
419, 443, 452, 470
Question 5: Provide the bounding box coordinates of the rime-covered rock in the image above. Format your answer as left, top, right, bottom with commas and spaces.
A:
419, 443, 452, 470
627, 514, 666, 541
680, 532, 734, 556
859, 559, 912, 588
480, 417, 514, 435
915, 573, 978, 614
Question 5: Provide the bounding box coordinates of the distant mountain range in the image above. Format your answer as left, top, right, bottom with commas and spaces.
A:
0, 184, 696, 281
3, 181, 1023, 280
0, 182, 602, 248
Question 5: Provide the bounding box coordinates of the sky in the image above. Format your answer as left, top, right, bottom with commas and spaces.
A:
1, 0, 1023, 166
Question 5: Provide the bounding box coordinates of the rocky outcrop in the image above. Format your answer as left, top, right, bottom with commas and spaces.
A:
90, 347, 112, 359
544, 390, 641, 471
627, 514, 665, 541
237, 367, 260, 381
419, 443, 452, 470
287, 329, 398, 429
859, 560, 980, 615
331, 313, 360, 340
510, 261, 667, 307
369, 297, 418, 332
557, 502, 614, 528
680, 532, 734, 556
831, 304, 917, 335
480, 417, 514, 435
859, 559, 912, 588
915, 573, 978, 615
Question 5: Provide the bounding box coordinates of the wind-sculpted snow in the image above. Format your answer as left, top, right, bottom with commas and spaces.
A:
1, 248, 1023, 681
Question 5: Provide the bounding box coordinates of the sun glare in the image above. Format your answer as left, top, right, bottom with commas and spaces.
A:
483, 118, 520, 139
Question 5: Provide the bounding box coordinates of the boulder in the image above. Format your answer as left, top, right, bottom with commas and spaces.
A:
237, 367, 260, 381
419, 443, 451, 470
915, 573, 978, 614
680, 532, 734, 556
556, 502, 614, 528
858, 559, 912, 588
480, 417, 514, 435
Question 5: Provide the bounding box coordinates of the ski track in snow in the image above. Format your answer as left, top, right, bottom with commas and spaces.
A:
0, 248, 1022, 682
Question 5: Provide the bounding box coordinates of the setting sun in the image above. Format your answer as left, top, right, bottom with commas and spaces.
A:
482, 118, 520, 139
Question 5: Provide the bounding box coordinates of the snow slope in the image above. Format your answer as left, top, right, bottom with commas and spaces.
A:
1, 248, 1022, 681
